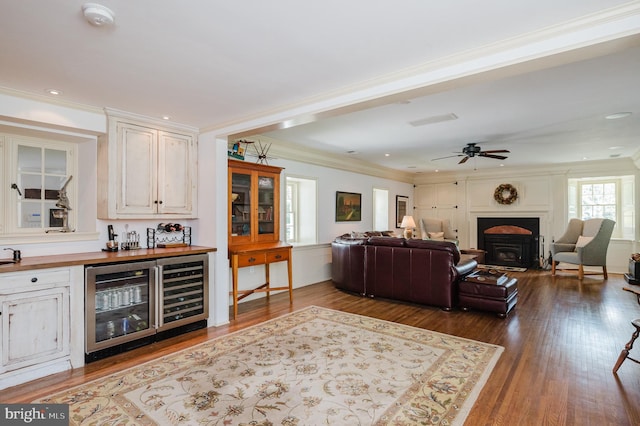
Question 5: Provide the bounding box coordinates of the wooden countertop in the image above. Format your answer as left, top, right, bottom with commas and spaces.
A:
0, 246, 216, 273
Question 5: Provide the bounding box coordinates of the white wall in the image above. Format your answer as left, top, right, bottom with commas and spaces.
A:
414, 159, 640, 274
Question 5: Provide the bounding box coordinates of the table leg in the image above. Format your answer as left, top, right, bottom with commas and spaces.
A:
232, 255, 239, 318
287, 256, 293, 305
265, 262, 270, 301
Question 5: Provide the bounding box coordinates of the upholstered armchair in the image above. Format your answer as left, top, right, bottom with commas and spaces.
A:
550, 218, 615, 279
419, 217, 457, 243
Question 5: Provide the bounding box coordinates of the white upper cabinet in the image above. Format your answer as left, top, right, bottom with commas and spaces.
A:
98, 111, 198, 219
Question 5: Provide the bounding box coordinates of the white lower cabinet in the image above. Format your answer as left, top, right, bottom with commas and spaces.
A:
0, 267, 81, 390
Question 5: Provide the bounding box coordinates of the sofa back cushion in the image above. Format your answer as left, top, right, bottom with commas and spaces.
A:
366, 236, 406, 247
405, 239, 460, 264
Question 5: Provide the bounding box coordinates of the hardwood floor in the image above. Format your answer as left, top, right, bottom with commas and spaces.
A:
2, 270, 640, 425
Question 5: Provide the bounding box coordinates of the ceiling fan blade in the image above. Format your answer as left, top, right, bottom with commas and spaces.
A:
431, 154, 464, 161
458, 156, 470, 164
481, 149, 510, 154
479, 153, 508, 160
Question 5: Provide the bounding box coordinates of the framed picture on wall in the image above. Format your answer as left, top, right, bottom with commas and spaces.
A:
335, 191, 362, 222
396, 195, 409, 228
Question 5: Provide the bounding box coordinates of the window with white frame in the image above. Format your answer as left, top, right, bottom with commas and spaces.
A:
285, 175, 317, 245
2, 133, 77, 236
373, 188, 389, 231
568, 176, 635, 239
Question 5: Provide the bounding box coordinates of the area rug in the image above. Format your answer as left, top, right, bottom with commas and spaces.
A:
37, 306, 503, 425
477, 264, 527, 272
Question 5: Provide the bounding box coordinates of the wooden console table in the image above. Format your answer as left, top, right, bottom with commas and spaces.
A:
229, 241, 293, 318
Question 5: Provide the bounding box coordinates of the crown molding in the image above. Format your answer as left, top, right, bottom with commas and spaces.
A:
0, 86, 104, 115
104, 107, 199, 134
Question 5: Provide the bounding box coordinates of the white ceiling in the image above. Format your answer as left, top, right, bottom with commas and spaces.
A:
1, 1, 639, 173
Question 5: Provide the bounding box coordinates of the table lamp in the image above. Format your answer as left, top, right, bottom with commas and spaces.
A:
400, 215, 416, 239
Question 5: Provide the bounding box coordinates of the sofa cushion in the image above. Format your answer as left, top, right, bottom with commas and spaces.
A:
366, 236, 406, 247
428, 231, 445, 240
574, 235, 593, 250
405, 239, 460, 264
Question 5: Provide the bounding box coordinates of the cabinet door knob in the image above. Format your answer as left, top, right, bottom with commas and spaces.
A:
158, 200, 163, 205
275, 254, 282, 259
31, 277, 38, 283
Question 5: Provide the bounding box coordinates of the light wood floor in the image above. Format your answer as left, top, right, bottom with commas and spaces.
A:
2, 270, 640, 425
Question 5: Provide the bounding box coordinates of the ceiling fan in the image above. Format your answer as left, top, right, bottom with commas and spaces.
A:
432, 142, 510, 164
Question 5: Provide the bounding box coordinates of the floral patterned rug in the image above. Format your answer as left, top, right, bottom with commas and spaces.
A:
37, 306, 503, 425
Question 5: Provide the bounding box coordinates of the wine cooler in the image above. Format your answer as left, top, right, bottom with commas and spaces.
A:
85, 254, 208, 360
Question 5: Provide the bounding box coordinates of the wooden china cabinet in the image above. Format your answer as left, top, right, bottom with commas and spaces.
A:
227, 159, 292, 317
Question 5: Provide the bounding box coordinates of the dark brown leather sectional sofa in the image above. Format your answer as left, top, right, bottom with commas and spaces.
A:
331, 235, 477, 310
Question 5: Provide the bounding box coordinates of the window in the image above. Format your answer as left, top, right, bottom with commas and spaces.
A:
373, 188, 389, 231
2, 133, 77, 236
579, 181, 616, 221
285, 176, 317, 245
569, 176, 634, 239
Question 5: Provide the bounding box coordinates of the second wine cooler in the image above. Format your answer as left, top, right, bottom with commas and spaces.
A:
85, 254, 208, 361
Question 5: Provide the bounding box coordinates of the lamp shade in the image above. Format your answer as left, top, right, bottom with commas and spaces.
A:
400, 215, 416, 228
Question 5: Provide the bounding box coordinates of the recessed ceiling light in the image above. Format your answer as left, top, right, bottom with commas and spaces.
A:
605, 112, 632, 120
384, 153, 390, 157
162, 116, 171, 120
608, 146, 623, 150
45, 89, 62, 95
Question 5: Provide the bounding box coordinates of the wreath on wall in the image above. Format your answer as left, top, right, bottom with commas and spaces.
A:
494, 183, 518, 205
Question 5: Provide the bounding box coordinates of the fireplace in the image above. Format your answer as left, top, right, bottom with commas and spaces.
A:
477, 217, 540, 268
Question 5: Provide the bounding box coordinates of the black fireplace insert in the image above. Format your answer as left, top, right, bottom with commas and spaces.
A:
477, 217, 540, 268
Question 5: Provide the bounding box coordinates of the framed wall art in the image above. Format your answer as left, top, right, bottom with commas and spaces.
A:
396, 195, 409, 228
335, 191, 362, 222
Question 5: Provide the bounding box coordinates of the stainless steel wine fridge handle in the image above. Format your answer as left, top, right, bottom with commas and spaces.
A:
154, 265, 160, 329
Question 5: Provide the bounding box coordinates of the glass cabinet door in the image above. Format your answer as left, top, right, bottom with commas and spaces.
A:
16, 143, 69, 229
257, 174, 275, 236
230, 171, 252, 240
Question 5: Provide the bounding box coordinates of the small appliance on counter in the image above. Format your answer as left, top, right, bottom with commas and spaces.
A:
103, 224, 118, 252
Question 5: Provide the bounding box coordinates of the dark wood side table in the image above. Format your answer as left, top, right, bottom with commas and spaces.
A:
229, 241, 293, 318
460, 248, 486, 265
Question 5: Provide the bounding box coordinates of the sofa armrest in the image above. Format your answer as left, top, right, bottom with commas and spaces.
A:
455, 258, 478, 277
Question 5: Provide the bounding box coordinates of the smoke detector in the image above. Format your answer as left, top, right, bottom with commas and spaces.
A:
82, 3, 115, 26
